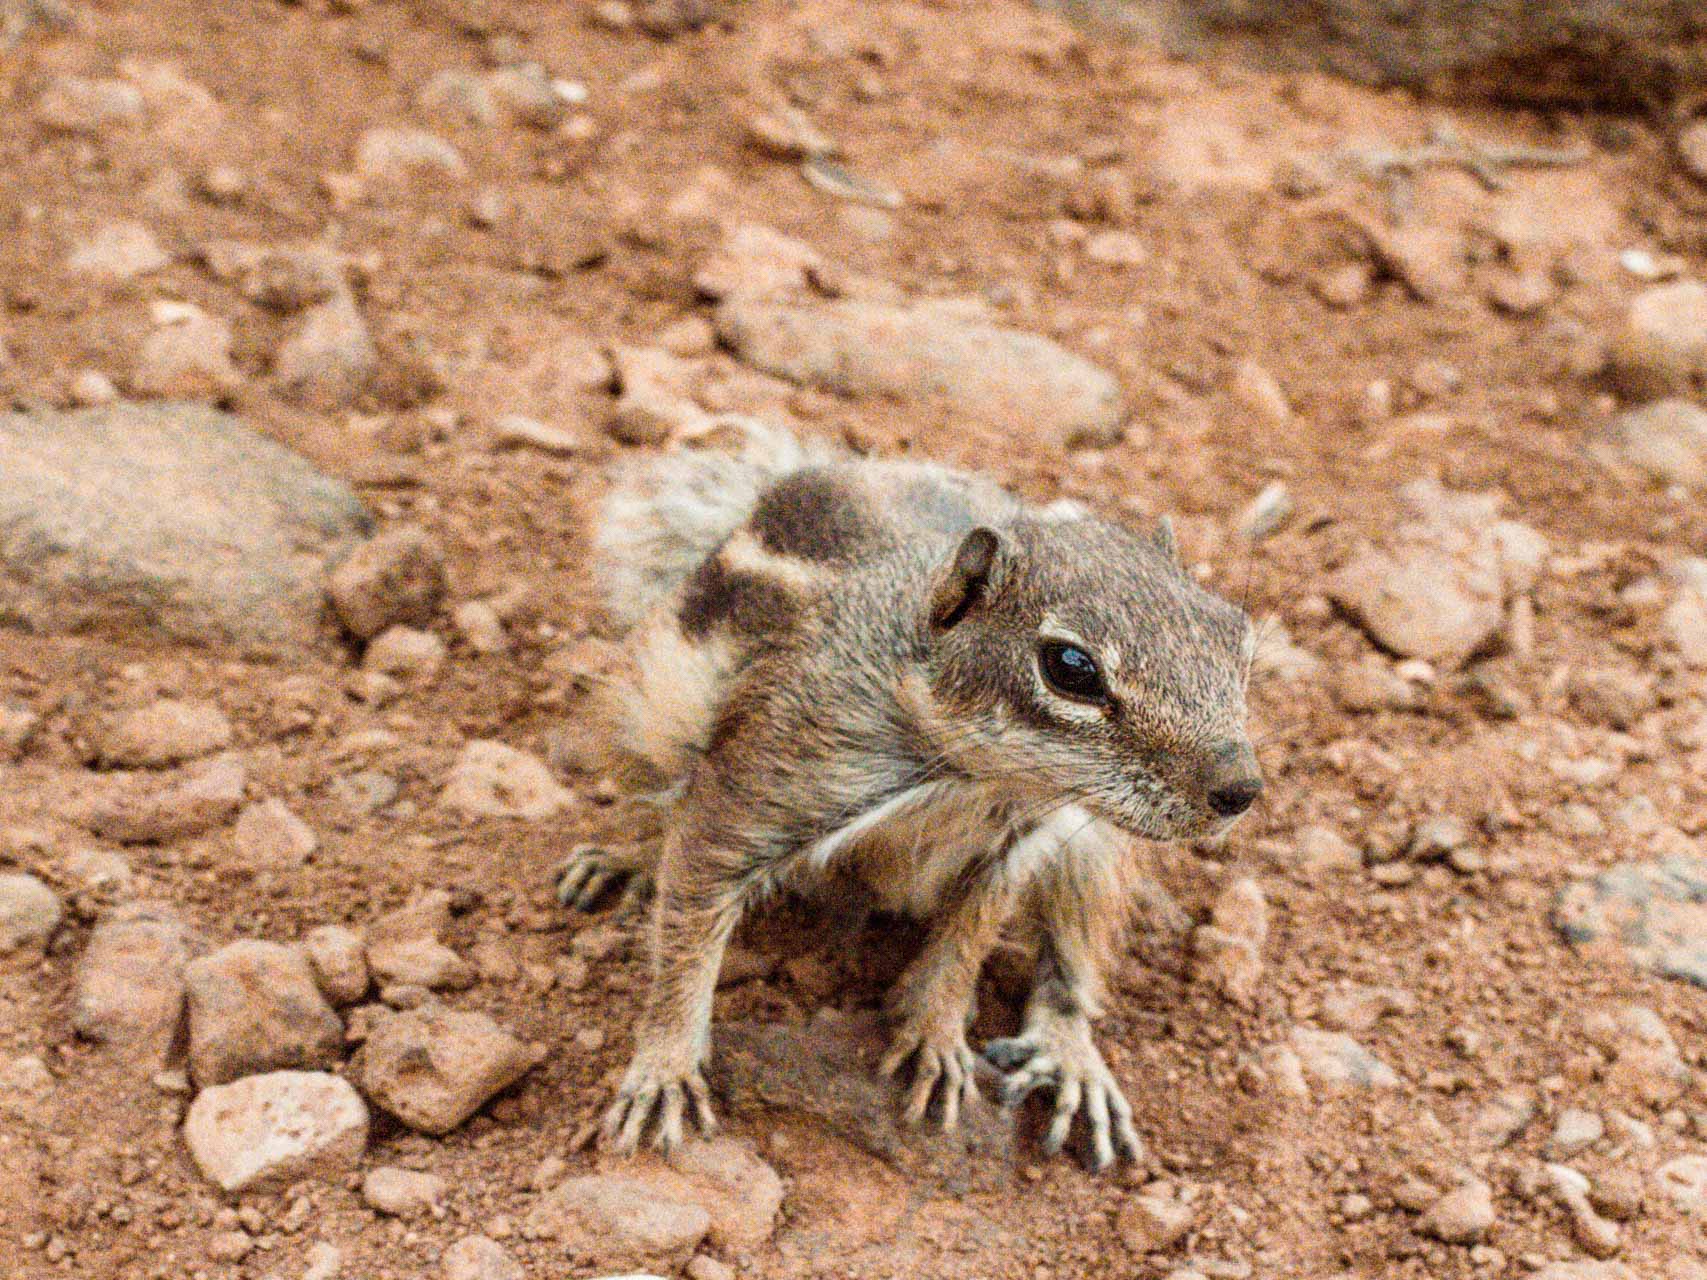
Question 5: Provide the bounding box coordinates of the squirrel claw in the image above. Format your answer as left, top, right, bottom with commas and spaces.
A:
555, 845, 652, 913
984, 1023, 1144, 1172
880, 1026, 980, 1131
601, 1059, 718, 1155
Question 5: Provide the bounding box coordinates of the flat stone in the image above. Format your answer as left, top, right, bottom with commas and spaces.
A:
88, 754, 247, 843
355, 128, 469, 191
417, 70, 498, 126
693, 223, 823, 302
525, 1175, 709, 1274
617, 1139, 784, 1250
1581, 1004, 1692, 1107
1467, 1086, 1537, 1148
72, 902, 200, 1065
1664, 585, 1707, 667
1194, 877, 1268, 1009
183, 940, 344, 1086
0, 873, 61, 961
707, 1012, 1015, 1195
1529, 1267, 1639, 1280
62, 846, 133, 898
34, 75, 144, 133
1654, 1154, 1707, 1213
1117, 1191, 1194, 1254
1317, 984, 1415, 1034
68, 369, 119, 407
1548, 1107, 1604, 1157
1602, 397, 1707, 488
1292, 825, 1362, 873
364, 625, 447, 680
606, 345, 712, 446
1552, 855, 1707, 988
67, 221, 169, 281
1237, 480, 1293, 541
492, 414, 581, 456
358, 1007, 537, 1134
1417, 1179, 1496, 1244
132, 312, 242, 400
234, 798, 318, 866
486, 64, 567, 129
452, 600, 507, 654
1568, 668, 1655, 730
442, 740, 572, 820
183, 1070, 368, 1192
0, 404, 371, 651
1229, 360, 1290, 426
1289, 1027, 1398, 1091
0, 703, 39, 760
715, 296, 1125, 450
1333, 655, 1423, 712
1680, 119, 1707, 183
367, 936, 474, 991
361, 1165, 447, 1216
1609, 281, 1707, 399
443, 1235, 525, 1280
95, 698, 233, 768
1371, 224, 1467, 302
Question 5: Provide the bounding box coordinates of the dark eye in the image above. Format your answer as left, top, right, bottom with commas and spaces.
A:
1039, 642, 1107, 704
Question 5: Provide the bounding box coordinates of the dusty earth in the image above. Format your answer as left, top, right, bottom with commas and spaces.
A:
3, 1, 1707, 1278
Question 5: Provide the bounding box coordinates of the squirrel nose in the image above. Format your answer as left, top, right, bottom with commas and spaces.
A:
1204, 741, 1263, 818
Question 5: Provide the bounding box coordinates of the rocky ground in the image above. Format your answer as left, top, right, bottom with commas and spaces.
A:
3, 1, 1707, 1278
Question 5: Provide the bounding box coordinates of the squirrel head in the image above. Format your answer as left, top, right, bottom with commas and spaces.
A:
919, 512, 1260, 840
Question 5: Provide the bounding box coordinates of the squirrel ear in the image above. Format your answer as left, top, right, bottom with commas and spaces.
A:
927, 527, 1005, 631
1153, 515, 1180, 566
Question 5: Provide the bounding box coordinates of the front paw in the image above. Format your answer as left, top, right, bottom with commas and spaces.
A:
601, 1042, 718, 1155
879, 1019, 980, 1131
984, 1017, 1143, 1172
555, 844, 652, 913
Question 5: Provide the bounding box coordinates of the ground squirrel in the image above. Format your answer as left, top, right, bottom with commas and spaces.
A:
559, 421, 1262, 1170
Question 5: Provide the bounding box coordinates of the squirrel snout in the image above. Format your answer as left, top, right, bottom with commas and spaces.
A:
1203, 741, 1263, 818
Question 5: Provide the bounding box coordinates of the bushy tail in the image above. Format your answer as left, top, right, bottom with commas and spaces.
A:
594, 418, 831, 631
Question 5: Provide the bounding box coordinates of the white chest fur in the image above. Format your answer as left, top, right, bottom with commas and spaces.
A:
805, 781, 1110, 918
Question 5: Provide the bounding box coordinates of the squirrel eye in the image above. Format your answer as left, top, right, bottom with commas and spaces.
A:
1039, 642, 1107, 704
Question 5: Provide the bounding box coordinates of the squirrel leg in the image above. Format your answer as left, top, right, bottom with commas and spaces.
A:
602, 830, 751, 1154
984, 818, 1144, 1171
880, 865, 1018, 1132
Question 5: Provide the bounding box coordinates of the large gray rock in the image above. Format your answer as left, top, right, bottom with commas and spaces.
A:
0, 404, 371, 652
715, 297, 1125, 450
1046, 1, 1707, 105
